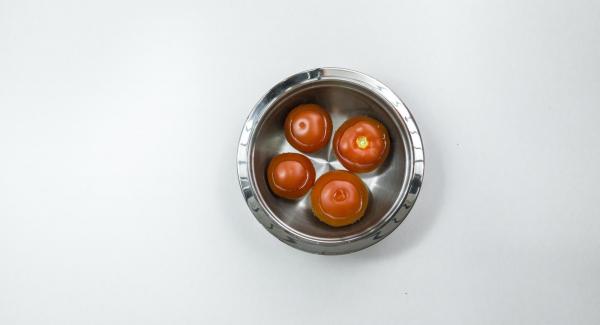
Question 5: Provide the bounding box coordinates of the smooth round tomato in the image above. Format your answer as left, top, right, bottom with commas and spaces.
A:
311, 170, 369, 227
267, 153, 315, 199
284, 104, 332, 153
333, 116, 390, 173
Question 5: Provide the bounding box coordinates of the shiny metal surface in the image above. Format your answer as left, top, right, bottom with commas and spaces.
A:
237, 68, 424, 254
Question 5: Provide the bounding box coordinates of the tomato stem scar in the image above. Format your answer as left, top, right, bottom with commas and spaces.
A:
356, 136, 369, 149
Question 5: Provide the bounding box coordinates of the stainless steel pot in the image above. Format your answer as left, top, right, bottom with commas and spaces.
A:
237, 68, 424, 254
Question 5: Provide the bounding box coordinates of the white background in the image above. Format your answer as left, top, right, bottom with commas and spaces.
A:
1, 0, 599, 324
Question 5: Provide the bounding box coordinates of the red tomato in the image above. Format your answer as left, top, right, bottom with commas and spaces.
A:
311, 171, 369, 227
284, 104, 332, 153
333, 116, 390, 173
267, 153, 315, 199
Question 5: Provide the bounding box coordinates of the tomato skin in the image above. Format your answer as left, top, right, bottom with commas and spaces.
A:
333, 116, 390, 173
267, 153, 315, 199
310, 171, 369, 227
284, 104, 332, 153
